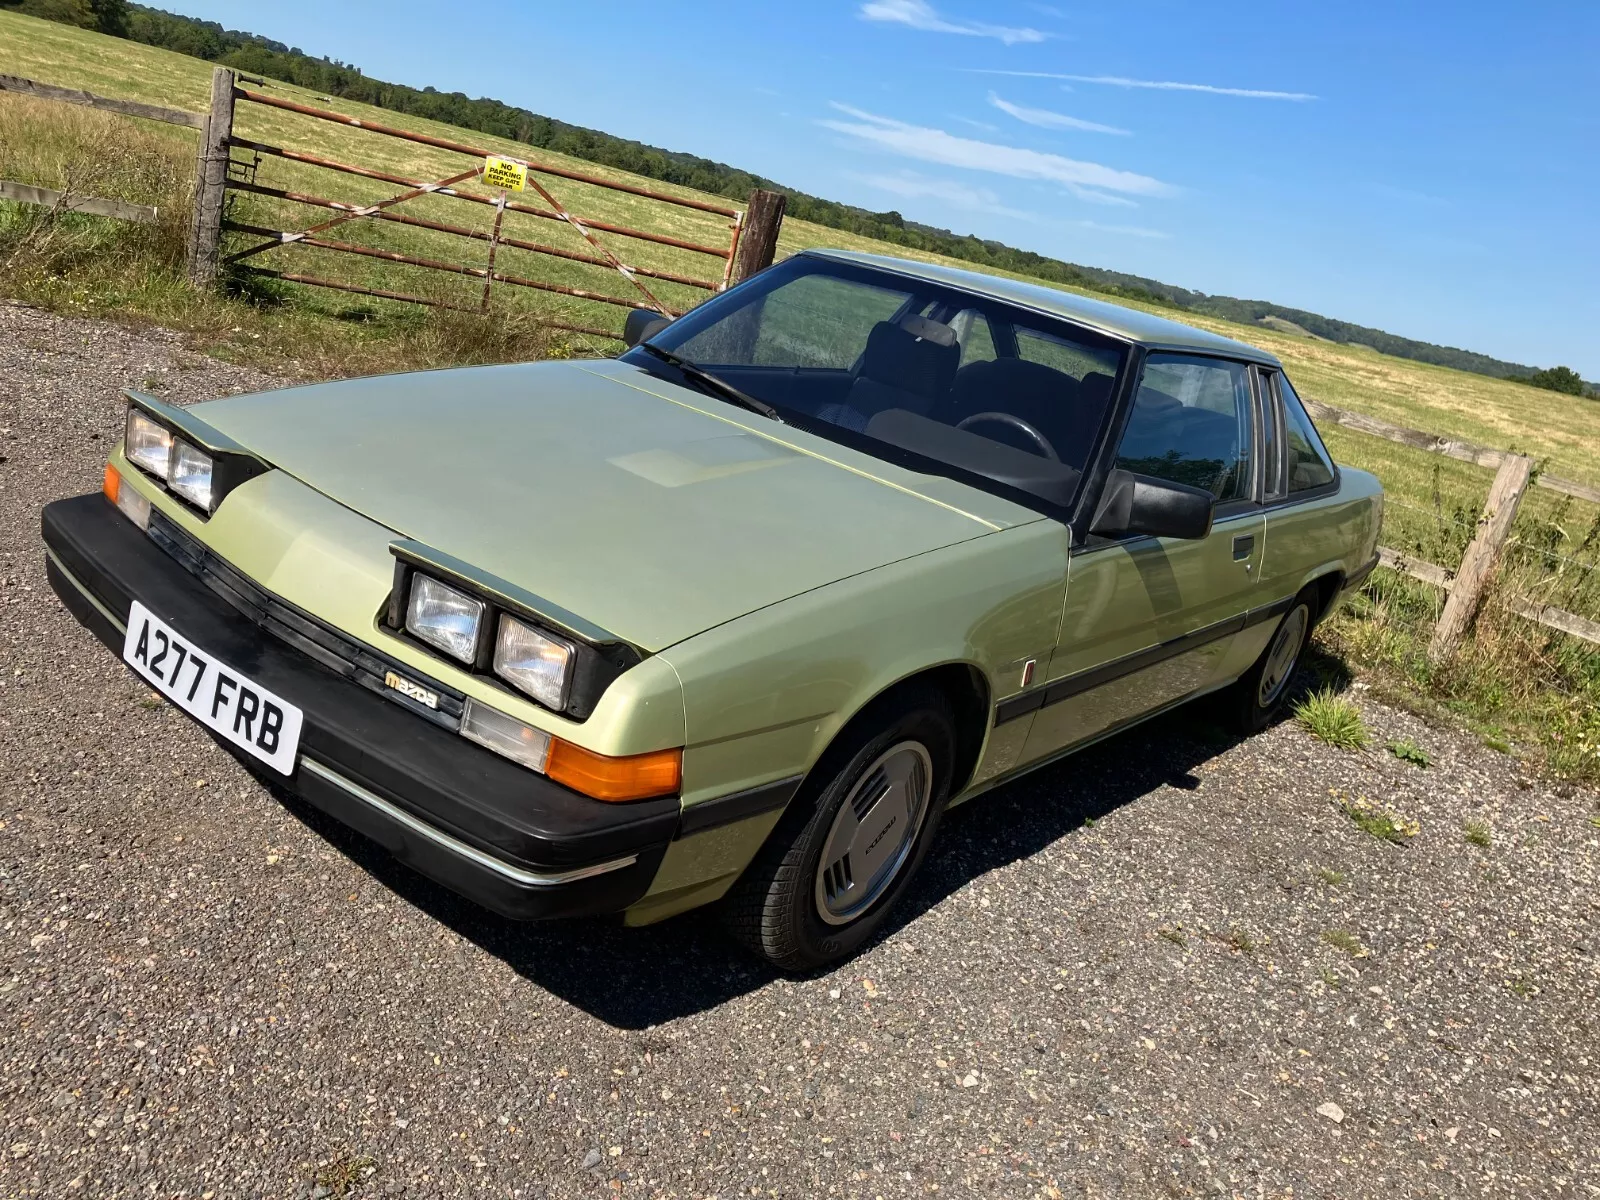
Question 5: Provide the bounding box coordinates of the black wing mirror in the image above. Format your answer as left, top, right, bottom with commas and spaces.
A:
623, 308, 671, 348
1090, 469, 1215, 540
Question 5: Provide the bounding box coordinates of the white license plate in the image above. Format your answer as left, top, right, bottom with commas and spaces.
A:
122, 600, 303, 776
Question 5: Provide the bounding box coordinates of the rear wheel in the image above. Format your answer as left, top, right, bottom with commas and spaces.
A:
724, 687, 955, 972
1229, 589, 1316, 732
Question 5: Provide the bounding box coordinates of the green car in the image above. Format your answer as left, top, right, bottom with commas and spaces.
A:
42, 251, 1382, 970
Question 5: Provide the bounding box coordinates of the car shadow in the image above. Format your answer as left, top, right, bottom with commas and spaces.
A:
270, 679, 1319, 1030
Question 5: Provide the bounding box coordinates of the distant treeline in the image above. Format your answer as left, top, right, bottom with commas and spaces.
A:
7, 0, 1591, 393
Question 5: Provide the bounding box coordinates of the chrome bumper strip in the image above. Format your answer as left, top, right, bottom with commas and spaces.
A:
298, 757, 638, 888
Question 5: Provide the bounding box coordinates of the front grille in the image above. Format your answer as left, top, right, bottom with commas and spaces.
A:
147, 510, 465, 730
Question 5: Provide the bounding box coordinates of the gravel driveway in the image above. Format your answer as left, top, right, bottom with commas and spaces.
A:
2, 305, 1596, 1199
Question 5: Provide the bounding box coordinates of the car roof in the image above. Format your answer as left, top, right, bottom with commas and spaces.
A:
800, 249, 1282, 367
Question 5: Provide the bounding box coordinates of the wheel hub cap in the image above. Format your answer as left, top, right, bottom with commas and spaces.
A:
1259, 604, 1309, 708
814, 742, 931, 926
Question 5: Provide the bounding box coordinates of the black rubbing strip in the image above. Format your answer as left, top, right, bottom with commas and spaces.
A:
676, 775, 804, 838
993, 612, 1249, 726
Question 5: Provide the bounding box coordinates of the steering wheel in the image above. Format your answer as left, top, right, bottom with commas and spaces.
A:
955, 412, 1060, 462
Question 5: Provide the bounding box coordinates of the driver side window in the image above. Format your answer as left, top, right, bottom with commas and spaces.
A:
1115, 355, 1253, 501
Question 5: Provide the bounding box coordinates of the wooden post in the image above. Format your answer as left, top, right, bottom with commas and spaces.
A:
187, 66, 236, 287
1428, 453, 1534, 662
730, 188, 785, 284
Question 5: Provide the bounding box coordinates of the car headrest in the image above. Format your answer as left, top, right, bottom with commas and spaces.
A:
948, 357, 1076, 416
857, 320, 960, 397
898, 313, 958, 347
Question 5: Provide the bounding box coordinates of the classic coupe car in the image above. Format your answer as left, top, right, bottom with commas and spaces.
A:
42, 250, 1381, 969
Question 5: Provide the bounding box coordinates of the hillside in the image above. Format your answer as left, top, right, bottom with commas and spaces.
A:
8, 0, 1588, 392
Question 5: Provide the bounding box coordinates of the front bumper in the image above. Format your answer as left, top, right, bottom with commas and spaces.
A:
41, 492, 680, 921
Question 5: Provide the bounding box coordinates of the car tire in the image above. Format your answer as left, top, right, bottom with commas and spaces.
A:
1228, 587, 1318, 733
723, 686, 957, 973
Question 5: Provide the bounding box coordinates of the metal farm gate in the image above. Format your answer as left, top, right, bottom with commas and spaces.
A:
185, 68, 787, 342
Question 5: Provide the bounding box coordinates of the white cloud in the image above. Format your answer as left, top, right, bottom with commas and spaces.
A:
967, 68, 1317, 101
853, 172, 1041, 221
988, 91, 1130, 136
859, 0, 1046, 46
1064, 184, 1138, 208
1074, 220, 1170, 239
820, 103, 1174, 198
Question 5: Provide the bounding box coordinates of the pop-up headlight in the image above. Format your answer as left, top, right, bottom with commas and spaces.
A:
125, 409, 173, 479
493, 615, 574, 710
405, 574, 485, 664
168, 441, 216, 511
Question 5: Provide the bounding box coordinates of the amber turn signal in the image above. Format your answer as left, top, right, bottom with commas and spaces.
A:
546, 740, 682, 802
102, 462, 120, 503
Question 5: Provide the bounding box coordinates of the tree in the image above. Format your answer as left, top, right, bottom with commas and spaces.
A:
2, 0, 125, 33
1522, 366, 1588, 396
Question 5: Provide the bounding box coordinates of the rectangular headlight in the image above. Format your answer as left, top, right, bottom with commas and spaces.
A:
406, 574, 485, 663
126, 409, 173, 479
493, 616, 574, 710
168, 440, 215, 511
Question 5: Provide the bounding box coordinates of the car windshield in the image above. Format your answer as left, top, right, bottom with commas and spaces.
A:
621, 255, 1130, 510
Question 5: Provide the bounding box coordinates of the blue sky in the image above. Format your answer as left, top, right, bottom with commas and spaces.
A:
170, 1, 1598, 375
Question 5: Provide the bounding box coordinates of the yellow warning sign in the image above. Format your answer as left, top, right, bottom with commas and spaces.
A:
482, 156, 528, 192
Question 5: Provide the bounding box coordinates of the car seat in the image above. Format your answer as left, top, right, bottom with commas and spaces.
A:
816, 316, 958, 432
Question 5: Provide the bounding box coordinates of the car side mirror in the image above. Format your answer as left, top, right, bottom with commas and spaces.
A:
1089, 469, 1215, 540
623, 308, 671, 348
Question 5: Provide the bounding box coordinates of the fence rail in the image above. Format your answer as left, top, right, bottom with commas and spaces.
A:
0, 72, 204, 128
0, 178, 158, 223
1304, 398, 1600, 506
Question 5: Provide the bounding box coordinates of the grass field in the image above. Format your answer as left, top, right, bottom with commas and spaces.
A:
2, 9, 1597, 780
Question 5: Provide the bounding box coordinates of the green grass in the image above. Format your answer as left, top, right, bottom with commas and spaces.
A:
1463, 819, 1492, 848
1313, 867, 1346, 886
1338, 794, 1420, 845
1386, 738, 1431, 768
1294, 689, 1370, 750
1321, 929, 1368, 957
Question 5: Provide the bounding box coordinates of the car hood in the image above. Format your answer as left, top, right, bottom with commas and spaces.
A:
192, 359, 1009, 651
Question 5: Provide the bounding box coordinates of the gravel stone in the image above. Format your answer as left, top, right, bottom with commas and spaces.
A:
2, 306, 1598, 1197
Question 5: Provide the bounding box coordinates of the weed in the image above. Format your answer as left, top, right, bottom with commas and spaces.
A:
1336, 791, 1420, 845
1314, 867, 1346, 886
1589, 815, 1600, 830
1483, 735, 1512, 755
1226, 928, 1256, 954
1321, 928, 1368, 957
1317, 965, 1343, 989
313, 1151, 376, 1198
1386, 738, 1431, 768
1463, 819, 1492, 848
1157, 927, 1187, 950
1506, 978, 1534, 999
1295, 689, 1370, 750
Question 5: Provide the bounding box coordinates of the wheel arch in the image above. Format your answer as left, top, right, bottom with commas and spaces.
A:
799, 660, 993, 808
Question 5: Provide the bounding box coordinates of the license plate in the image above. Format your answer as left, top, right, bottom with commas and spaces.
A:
122, 600, 303, 776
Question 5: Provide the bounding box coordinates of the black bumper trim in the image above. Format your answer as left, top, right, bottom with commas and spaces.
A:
42, 492, 680, 921
676, 774, 802, 837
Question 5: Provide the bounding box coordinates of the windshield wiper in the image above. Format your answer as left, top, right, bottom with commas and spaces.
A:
638, 342, 782, 423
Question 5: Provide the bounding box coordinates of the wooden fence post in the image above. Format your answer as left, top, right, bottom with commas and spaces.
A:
730, 189, 785, 284
1428, 452, 1534, 663
187, 66, 236, 287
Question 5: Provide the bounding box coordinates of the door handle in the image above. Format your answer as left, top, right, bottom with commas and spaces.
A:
1232, 534, 1255, 561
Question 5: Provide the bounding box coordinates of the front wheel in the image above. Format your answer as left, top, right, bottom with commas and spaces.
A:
1228, 590, 1315, 732
723, 687, 955, 972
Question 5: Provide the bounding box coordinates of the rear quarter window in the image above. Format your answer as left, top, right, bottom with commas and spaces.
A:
1280, 375, 1336, 492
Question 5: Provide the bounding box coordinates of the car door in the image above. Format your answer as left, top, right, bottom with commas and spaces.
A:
1018, 352, 1265, 762
1255, 367, 1344, 594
